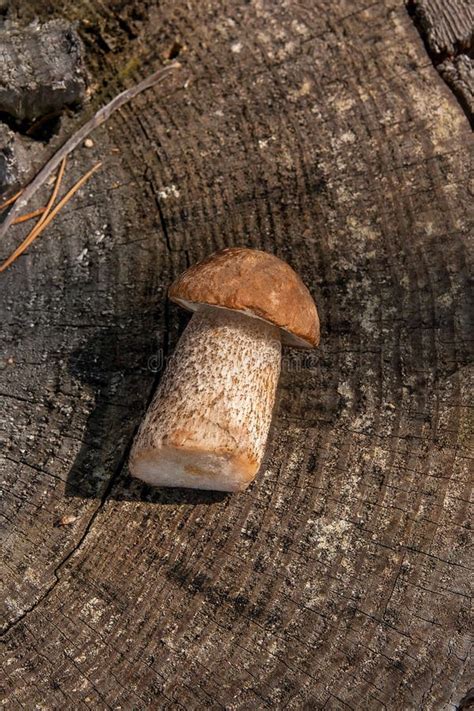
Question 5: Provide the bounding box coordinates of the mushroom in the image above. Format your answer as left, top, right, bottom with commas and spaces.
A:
129, 247, 320, 492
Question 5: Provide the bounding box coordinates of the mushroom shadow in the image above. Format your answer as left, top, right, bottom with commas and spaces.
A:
65, 312, 228, 506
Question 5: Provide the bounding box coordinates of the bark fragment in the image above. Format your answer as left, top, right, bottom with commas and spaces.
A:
0, 19, 87, 125
0, 124, 45, 196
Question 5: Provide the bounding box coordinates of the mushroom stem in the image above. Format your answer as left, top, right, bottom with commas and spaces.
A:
129, 307, 282, 491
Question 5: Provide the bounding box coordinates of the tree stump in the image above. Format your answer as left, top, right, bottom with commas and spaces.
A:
1, 1, 472, 708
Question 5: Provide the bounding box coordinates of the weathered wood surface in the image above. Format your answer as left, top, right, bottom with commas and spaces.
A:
0, 19, 87, 193
1, 1, 472, 708
0, 19, 86, 124
409, 0, 474, 122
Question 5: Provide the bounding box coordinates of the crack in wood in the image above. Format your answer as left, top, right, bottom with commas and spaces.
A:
1, 430, 136, 637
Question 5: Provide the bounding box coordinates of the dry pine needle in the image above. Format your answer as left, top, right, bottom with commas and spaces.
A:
0, 160, 102, 273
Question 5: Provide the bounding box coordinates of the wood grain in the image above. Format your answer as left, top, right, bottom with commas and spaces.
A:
409, 0, 474, 122
1, 0, 473, 708
408, 0, 473, 56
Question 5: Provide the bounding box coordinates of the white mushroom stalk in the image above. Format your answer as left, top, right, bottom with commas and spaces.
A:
130, 307, 281, 492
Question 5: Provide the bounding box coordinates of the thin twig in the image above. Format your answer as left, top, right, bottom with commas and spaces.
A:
0, 160, 100, 273
0, 190, 22, 212
12, 208, 46, 224
0, 62, 180, 241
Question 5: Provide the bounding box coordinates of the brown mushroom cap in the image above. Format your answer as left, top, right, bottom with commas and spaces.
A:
169, 247, 320, 348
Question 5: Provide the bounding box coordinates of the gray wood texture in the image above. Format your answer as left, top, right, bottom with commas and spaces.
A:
0, 19, 86, 122
1, 1, 473, 708
409, 0, 474, 122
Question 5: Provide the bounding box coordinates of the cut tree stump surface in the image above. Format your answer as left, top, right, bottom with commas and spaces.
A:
1, 1, 472, 709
